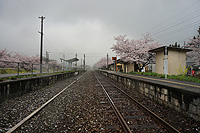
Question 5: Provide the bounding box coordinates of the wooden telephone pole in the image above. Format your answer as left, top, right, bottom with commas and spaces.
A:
84, 54, 85, 70
39, 16, 45, 74
107, 53, 108, 69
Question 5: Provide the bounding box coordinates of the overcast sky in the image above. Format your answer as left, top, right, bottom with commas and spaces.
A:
0, 0, 200, 66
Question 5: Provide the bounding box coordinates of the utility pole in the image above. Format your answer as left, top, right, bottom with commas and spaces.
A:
198, 26, 200, 48
115, 55, 117, 72
81, 59, 82, 69
107, 53, 108, 70
46, 51, 49, 64
60, 58, 62, 71
84, 54, 85, 70
164, 46, 168, 79
46, 51, 49, 73
39, 16, 45, 74
75, 53, 77, 70
60, 56, 66, 71
63, 54, 65, 71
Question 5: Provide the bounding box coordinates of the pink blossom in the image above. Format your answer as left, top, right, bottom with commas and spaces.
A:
185, 35, 200, 66
111, 32, 160, 64
0, 49, 60, 71
94, 57, 112, 68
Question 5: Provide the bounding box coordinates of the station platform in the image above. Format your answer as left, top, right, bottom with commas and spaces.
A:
100, 70, 200, 95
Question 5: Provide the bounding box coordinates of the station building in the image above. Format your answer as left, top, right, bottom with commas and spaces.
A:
109, 59, 138, 73
149, 46, 192, 75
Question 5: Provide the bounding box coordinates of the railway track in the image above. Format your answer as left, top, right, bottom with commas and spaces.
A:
4, 71, 181, 132
94, 71, 180, 132
6, 73, 86, 133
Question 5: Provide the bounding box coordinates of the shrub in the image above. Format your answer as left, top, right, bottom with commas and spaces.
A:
0, 68, 7, 74
175, 63, 189, 75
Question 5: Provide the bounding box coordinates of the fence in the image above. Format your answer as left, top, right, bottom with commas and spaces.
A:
0, 60, 62, 76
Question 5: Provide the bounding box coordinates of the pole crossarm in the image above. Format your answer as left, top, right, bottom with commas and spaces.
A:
65, 58, 79, 62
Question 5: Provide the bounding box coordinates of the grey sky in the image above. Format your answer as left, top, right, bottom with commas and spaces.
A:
0, 0, 200, 66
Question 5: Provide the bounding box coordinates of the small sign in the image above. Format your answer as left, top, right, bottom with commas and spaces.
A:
112, 57, 116, 60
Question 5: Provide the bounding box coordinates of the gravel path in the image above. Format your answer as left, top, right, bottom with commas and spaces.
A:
1, 70, 200, 132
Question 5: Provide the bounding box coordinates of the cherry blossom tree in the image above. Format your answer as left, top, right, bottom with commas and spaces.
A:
48, 60, 58, 66
111, 32, 160, 65
0, 49, 60, 71
0, 49, 14, 68
185, 26, 200, 66
94, 57, 112, 69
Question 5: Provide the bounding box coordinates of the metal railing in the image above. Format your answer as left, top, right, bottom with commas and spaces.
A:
0, 60, 62, 76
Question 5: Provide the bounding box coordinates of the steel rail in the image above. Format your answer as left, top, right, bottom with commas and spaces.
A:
94, 73, 132, 133
6, 73, 86, 133
109, 81, 180, 133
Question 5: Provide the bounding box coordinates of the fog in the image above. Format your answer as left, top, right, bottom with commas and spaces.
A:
0, 0, 199, 66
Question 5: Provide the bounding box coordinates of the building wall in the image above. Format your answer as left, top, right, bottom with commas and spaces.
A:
122, 64, 125, 72
156, 51, 165, 74
168, 50, 186, 75
152, 64, 156, 72
121, 63, 136, 73
127, 64, 134, 73
122, 64, 127, 73
156, 50, 186, 75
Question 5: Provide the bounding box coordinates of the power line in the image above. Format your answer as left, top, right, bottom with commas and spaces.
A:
18, 0, 70, 55
147, 0, 200, 33
151, 9, 200, 36
155, 21, 200, 39
151, 13, 200, 36
178, 36, 194, 44
149, 5, 200, 44
47, 52, 113, 56
44, 35, 62, 54
133, 2, 200, 42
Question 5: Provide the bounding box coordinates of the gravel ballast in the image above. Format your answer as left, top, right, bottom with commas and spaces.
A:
0, 71, 200, 132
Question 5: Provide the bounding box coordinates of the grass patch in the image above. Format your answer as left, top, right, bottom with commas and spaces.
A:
0, 68, 34, 74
